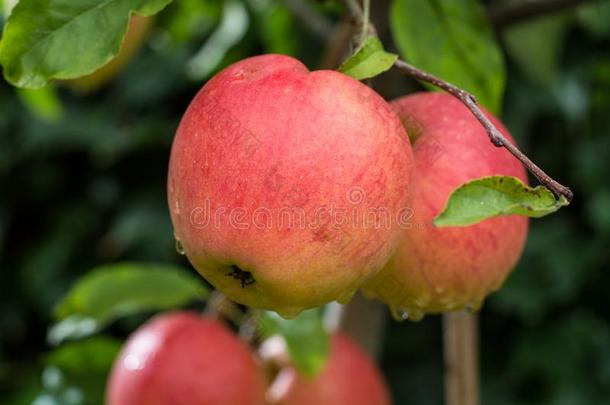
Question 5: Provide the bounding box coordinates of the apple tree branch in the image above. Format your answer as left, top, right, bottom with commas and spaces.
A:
340, 0, 573, 202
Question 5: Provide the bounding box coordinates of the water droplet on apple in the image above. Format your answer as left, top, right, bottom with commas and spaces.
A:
465, 300, 483, 313
390, 307, 410, 322
276, 307, 302, 320
175, 240, 185, 255
390, 306, 425, 322
408, 310, 425, 322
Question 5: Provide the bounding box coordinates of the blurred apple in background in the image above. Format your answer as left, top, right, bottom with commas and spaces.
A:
273, 333, 392, 405
106, 312, 267, 405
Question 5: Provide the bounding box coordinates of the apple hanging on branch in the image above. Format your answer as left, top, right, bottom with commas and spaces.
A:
167, 54, 414, 319
362, 92, 529, 321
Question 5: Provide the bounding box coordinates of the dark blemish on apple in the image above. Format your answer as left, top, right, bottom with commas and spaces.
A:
226, 265, 255, 288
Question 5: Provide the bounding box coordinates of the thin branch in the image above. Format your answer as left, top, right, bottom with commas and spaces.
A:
340, 0, 573, 201
444, 312, 480, 405
361, 0, 371, 44
394, 60, 573, 201
343, 0, 365, 21
281, 0, 334, 40
490, 0, 591, 28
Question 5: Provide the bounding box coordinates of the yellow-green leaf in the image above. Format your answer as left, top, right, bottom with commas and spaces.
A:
339, 36, 398, 81
434, 176, 570, 227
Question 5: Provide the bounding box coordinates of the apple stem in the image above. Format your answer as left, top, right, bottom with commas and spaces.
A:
443, 311, 480, 405
204, 291, 244, 323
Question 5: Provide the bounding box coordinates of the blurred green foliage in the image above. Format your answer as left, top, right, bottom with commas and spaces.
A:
0, 0, 609, 404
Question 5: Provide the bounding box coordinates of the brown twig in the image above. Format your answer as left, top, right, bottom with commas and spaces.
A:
490, 0, 591, 28
393, 59, 573, 201
444, 311, 480, 405
339, 0, 573, 202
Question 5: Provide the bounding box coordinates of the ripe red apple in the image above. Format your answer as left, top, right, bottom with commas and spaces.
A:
274, 333, 391, 405
168, 54, 414, 318
363, 92, 529, 320
106, 312, 267, 405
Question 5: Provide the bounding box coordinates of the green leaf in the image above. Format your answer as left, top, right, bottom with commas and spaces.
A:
258, 309, 330, 377
339, 36, 398, 81
46, 336, 121, 373
434, 176, 570, 227
503, 14, 570, 87
390, 0, 505, 113
16, 86, 64, 122
578, 1, 610, 38
0, 0, 173, 88
52, 262, 208, 338
40, 337, 122, 404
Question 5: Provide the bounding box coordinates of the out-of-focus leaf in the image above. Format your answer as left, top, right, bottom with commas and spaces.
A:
434, 176, 569, 227
187, 0, 249, 80
258, 309, 330, 377
32, 337, 122, 405
0, 0, 173, 88
250, 0, 299, 56
16, 86, 64, 122
339, 36, 398, 81
504, 14, 570, 87
45, 337, 121, 374
165, 0, 221, 43
48, 315, 101, 346
1, 0, 17, 18
53, 262, 208, 334
578, 1, 610, 38
390, 0, 505, 113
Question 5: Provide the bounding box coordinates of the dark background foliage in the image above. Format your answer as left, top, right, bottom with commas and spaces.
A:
1, 0, 609, 404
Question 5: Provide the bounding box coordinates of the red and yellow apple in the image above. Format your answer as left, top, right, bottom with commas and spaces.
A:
363, 92, 529, 320
168, 54, 414, 318
275, 333, 392, 405
106, 312, 267, 405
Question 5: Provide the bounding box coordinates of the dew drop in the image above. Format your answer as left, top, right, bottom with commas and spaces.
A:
465, 300, 483, 313
390, 307, 410, 322
175, 240, 185, 255
391, 306, 425, 322
408, 310, 425, 322
276, 307, 302, 320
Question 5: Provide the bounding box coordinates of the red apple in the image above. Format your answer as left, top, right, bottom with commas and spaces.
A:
363, 92, 529, 320
274, 333, 391, 405
168, 54, 414, 318
106, 312, 267, 405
